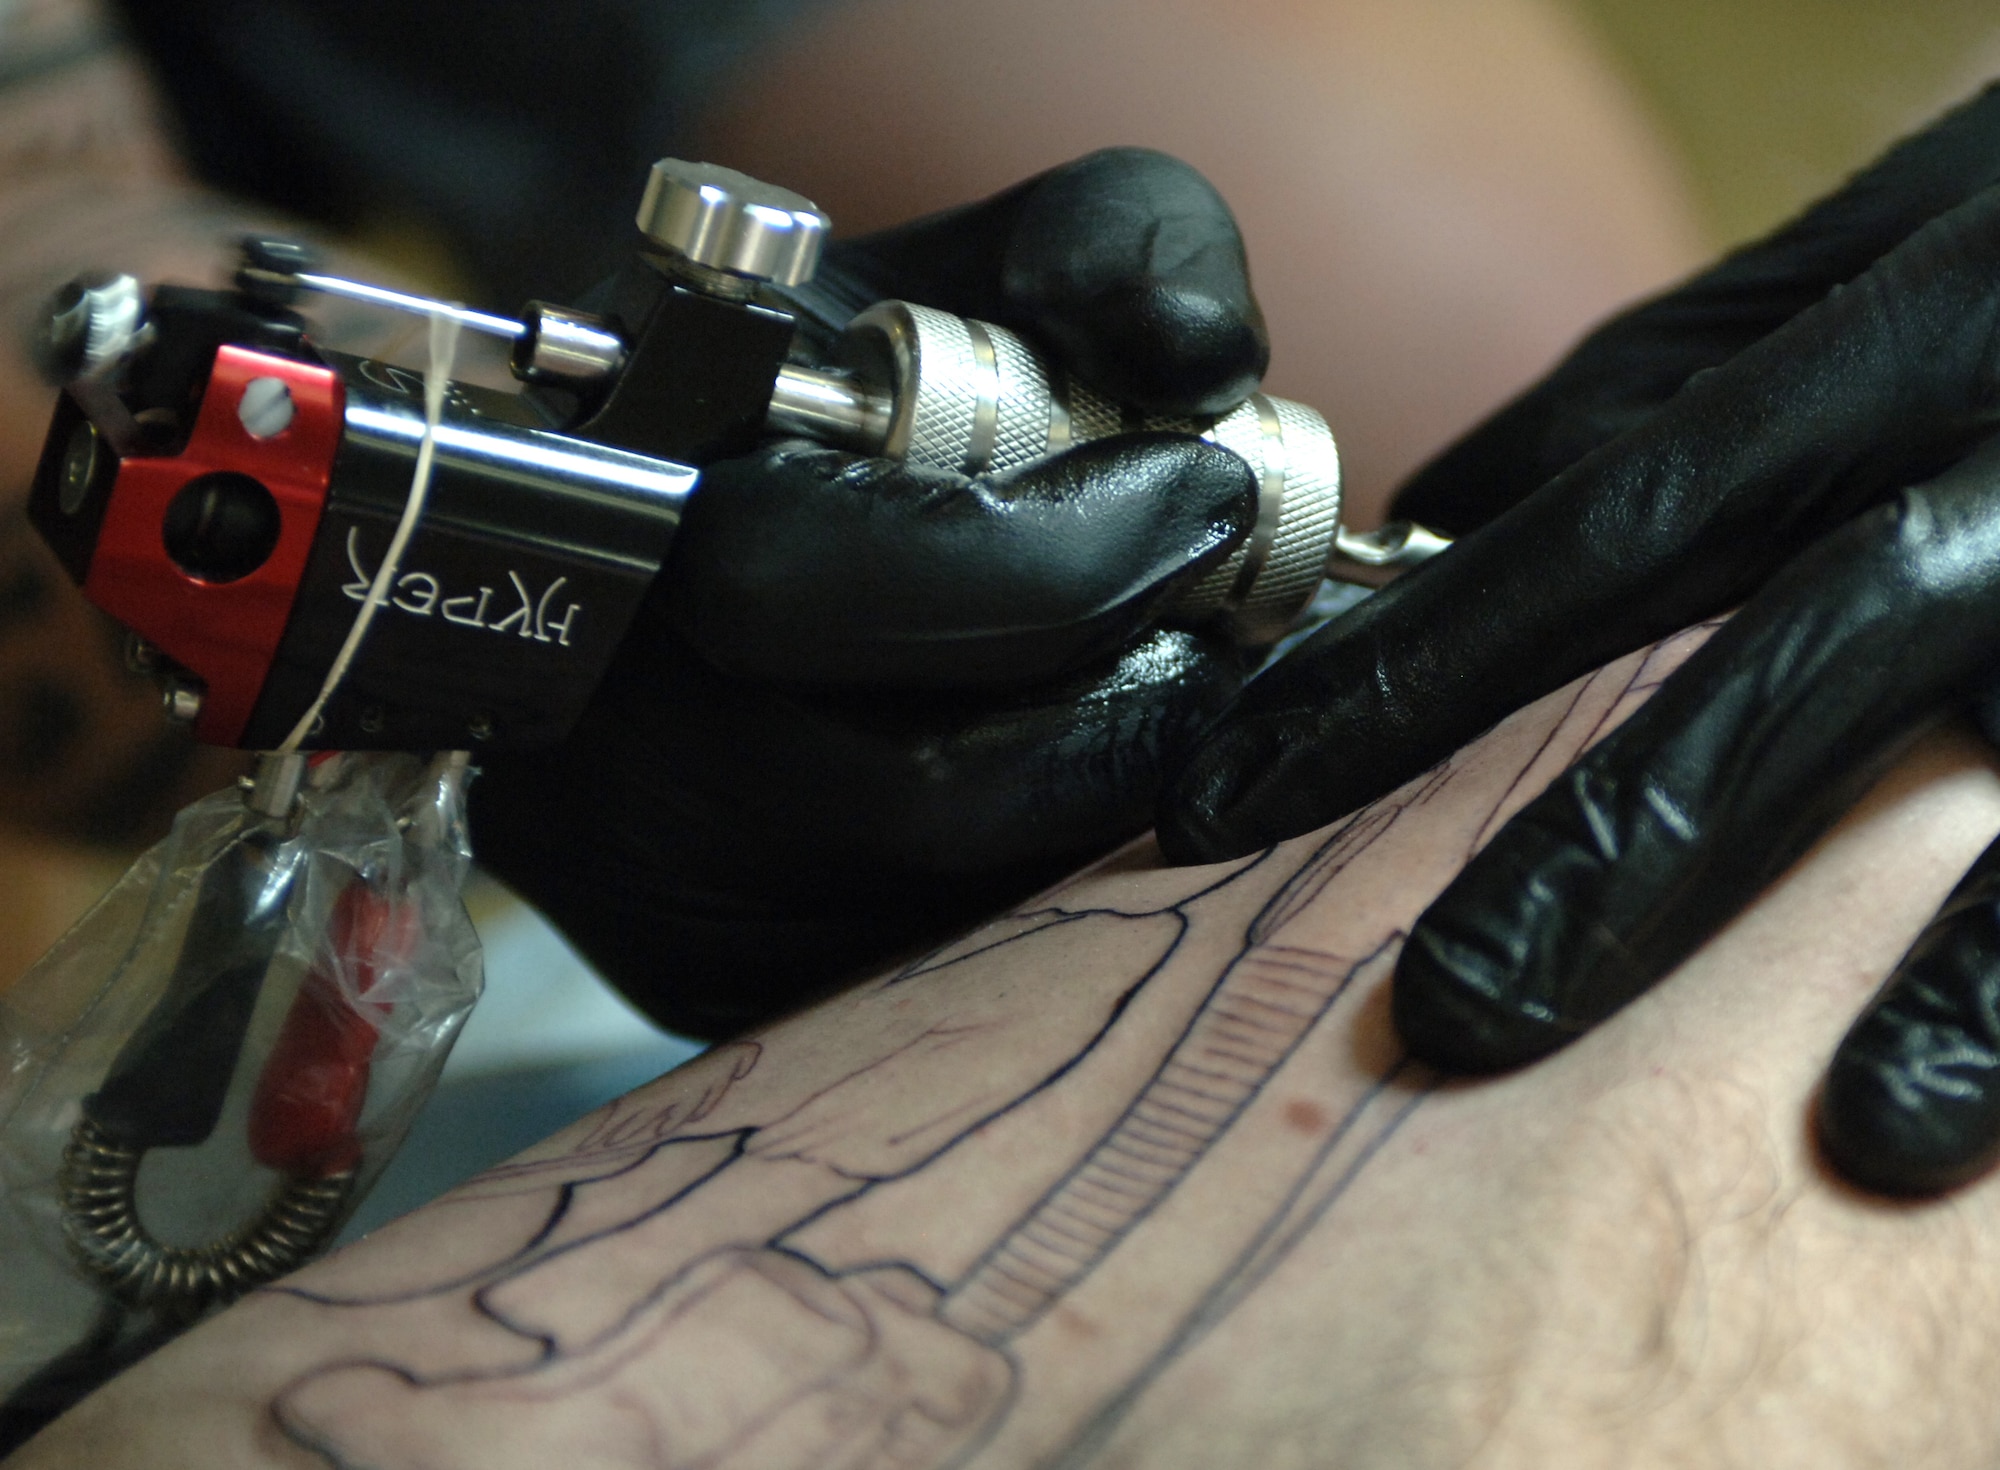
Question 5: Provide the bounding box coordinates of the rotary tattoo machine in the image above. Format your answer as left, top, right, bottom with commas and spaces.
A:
0, 160, 1449, 1435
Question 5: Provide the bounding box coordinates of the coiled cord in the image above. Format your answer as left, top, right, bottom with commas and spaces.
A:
59, 1116, 353, 1315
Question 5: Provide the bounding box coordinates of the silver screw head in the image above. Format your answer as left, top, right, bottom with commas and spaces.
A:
37, 273, 145, 385
162, 679, 204, 723
237, 376, 295, 439
636, 160, 829, 288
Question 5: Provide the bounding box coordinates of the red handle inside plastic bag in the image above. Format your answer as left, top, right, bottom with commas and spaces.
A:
248, 881, 421, 1177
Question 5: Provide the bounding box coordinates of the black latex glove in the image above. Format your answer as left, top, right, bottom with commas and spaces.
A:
472, 149, 1264, 1039
1159, 82, 2000, 1195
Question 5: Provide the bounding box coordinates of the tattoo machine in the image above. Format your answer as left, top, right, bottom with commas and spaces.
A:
31, 160, 1443, 758
0, 160, 1450, 1426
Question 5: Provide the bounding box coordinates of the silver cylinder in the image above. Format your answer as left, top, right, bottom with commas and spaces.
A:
512, 303, 626, 388
766, 363, 895, 446
1328, 521, 1456, 588
834, 300, 1348, 645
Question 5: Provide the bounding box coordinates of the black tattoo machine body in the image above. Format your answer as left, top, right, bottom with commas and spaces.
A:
28, 160, 1444, 756
0, 159, 1450, 1440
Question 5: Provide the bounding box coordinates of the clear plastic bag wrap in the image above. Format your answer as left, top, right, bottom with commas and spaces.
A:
0, 751, 481, 1431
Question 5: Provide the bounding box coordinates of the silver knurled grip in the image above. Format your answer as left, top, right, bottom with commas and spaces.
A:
838, 300, 1345, 645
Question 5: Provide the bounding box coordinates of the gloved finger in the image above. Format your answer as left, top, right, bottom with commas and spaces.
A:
1160, 177, 2000, 865
471, 627, 1245, 1037
1818, 833, 2000, 1196
1395, 79, 2000, 536
1388, 440, 2000, 1074
664, 433, 1255, 689
785, 147, 1268, 417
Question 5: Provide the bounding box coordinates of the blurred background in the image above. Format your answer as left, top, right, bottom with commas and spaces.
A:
1576, 0, 2000, 247
2, 0, 1998, 1229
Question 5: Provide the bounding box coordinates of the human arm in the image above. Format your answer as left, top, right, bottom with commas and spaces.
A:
1161, 79, 2000, 1194
15, 625, 2000, 1469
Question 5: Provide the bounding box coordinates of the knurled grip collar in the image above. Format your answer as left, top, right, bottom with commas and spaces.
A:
840, 300, 1344, 644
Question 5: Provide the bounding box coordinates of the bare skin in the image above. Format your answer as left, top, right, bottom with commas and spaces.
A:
13, 624, 2000, 1469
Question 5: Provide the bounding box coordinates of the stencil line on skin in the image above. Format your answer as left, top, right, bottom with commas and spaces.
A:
265, 648, 1671, 1470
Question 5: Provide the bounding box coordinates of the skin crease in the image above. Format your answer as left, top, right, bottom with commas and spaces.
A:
694, 0, 1707, 524
16, 633, 2000, 1469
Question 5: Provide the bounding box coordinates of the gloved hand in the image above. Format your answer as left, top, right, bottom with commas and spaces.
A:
1159, 83, 2000, 1196
472, 149, 1264, 1039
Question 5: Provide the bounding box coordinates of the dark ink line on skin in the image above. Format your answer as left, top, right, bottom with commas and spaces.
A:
888, 847, 1281, 988
269, 805, 1412, 1466
884, 1092, 1010, 1150
271, 1132, 753, 1309
1249, 802, 1399, 942
263, 655, 1665, 1470
275, 1236, 954, 1444
265, 850, 1282, 1457
802, 1255, 951, 1295
1469, 669, 1599, 856
943, 932, 1400, 1346
1034, 657, 1667, 1466
1044, 1062, 1437, 1470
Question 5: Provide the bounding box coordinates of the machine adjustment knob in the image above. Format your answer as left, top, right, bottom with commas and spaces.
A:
36, 273, 145, 385
635, 160, 830, 288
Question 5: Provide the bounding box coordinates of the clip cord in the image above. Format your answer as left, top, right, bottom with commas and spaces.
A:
277, 308, 464, 752
57, 830, 353, 1318
58, 312, 465, 1318
20, 324, 466, 1431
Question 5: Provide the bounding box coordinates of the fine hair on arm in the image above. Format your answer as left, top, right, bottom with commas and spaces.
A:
15, 619, 2000, 1470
